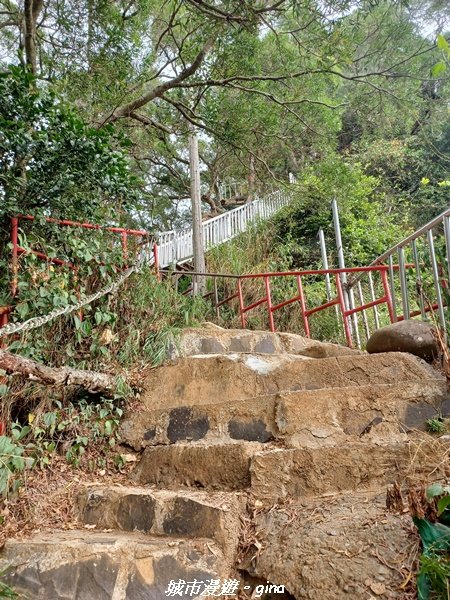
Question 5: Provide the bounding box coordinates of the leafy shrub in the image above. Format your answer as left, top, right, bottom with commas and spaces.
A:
0, 435, 33, 497
414, 484, 450, 600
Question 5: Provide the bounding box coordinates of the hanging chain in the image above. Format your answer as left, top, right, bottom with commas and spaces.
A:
0, 252, 149, 338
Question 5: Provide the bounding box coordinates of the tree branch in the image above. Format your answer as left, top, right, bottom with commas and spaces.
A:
129, 111, 173, 134
0, 350, 116, 395
98, 36, 216, 127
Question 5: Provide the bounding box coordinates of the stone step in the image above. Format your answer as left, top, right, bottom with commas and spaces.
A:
171, 324, 360, 359
139, 351, 444, 410
121, 382, 449, 450
133, 441, 264, 491
240, 491, 415, 599
133, 436, 450, 497
75, 485, 244, 567
0, 531, 228, 600
250, 436, 450, 502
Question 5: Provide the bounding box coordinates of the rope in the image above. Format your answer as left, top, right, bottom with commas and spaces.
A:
0, 252, 148, 338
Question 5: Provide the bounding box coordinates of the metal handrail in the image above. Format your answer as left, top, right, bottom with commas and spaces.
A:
156, 187, 292, 268
165, 264, 399, 348
371, 206, 450, 261
345, 205, 450, 340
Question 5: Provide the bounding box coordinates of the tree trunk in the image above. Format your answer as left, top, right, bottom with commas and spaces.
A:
0, 350, 116, 395
23, 0, 43, 75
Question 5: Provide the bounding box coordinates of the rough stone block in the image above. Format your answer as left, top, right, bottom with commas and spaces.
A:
120, 397, 277, 450
75, 486, 244, 569
139, 352, 444, 410
367, 320, 438, 362
133, 441, 263, 490
0, 532, 227, 600
250, 438, 450, 502
242, 493, 413, 600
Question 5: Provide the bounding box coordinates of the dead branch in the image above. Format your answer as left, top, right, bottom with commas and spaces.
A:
0, 349, 116, 395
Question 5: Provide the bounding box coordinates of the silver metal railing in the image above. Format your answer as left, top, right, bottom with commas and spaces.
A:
347, 205, 450, 344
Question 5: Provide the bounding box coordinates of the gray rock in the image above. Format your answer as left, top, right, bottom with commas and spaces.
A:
366, 320, 438, 363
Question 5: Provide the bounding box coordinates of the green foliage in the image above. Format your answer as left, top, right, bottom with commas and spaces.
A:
426, 418, 447, 435
0, 435, 33, 497
205, 155, 402, 342
272, 156, 402, 268
0, 65, 145, 307
0, 66, 140, 220
414, 484, 450, 600
4, 258, 209, 371
0, 393, 128, 497
358, 134, 450, 228
0, 571, 18, 599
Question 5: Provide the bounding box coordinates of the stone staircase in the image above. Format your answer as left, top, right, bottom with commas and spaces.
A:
1, 325, 449, 599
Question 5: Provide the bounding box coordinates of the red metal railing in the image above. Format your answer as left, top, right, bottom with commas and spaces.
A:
163, 263, 440, 348
235, 266, 395, 348
2, 216, 161, 332
10, 215, 151, 298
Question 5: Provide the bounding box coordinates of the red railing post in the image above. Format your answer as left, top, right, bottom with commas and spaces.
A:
264, 276, 275, 332
380, 269, 396, 323
0, 308, 9, 349
297, 275, 310, 337
335, 273, 352, 347
237, 278, 246, 328
11, 217, 19, 297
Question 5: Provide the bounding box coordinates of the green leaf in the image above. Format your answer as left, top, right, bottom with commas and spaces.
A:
15, 426, 31, 441
426, 483, 444, 499
431, 61, 446, 77
417, 570, 431, 600
437, 34, 449, 53
437, 495, 450, 516
413, 517, 450, 552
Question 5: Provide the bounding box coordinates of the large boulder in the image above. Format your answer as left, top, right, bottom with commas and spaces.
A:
366, 320, 438, 362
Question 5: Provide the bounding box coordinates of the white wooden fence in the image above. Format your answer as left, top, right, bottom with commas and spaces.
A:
157, 189, 292, 268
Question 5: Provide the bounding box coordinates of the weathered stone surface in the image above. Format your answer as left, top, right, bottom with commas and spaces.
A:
78, 488, 156, 533
0, 532, 227, 600
229, 335, 253, 353
133, 441, 263, 490
275, 382, 448, 446
167, 406, 209, 443
254, 335, 277, 354
366, 320, 438, 362
228, 418, 273, 442
139, 352, 443, 410
199, 337, 225, 354
121, 397, 277, 450
250, 437, 450, 502
76, 486, 243, 568
6, 326, 450, 600
277, 331, 360, 358
172, 324, 361, 359
242, 493, 413, 599
121, 381, 448, 450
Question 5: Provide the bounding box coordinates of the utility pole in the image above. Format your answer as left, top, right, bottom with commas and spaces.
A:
188, 128, 206, 294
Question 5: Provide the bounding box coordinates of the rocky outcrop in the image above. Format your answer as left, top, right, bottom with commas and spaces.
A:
1, 327, 449, 599
366, 319, 439, 362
